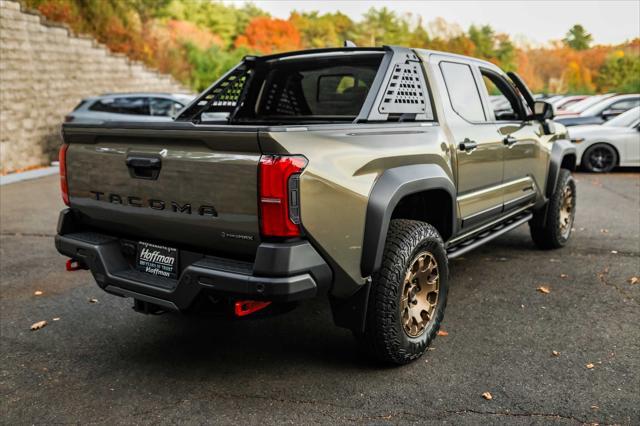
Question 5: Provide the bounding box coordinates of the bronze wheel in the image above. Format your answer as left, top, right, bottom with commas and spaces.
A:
558, 184, 574, 238
359, 219, 448, 365
530, 169, 576, 249
400, 251, 440, 338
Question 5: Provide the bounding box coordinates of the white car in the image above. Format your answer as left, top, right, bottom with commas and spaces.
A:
569, 106, 640, 172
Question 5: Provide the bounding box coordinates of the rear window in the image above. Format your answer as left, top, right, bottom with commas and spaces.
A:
255, 61, 379, 119
187, 53, 384, 124
89, 97, 150, 115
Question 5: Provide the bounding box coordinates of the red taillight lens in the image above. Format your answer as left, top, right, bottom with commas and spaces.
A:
59, 144, 69, 206
259, 155, 307, 237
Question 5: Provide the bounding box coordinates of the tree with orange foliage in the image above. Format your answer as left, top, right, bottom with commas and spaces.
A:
234, 17, 302, 54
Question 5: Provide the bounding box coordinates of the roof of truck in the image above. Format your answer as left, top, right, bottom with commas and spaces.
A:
249, 46, 501, 72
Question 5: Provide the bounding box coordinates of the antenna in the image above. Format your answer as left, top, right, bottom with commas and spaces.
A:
343, 40, 356, 48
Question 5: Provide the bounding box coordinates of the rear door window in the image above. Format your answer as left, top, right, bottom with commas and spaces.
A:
439, 62, 486, 122
90, 97, 150, 115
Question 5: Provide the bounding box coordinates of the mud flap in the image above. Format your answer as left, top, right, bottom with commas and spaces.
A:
330, 280, 371, 333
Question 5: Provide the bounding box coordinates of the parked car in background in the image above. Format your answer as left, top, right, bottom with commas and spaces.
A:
555, 94, 640, 126
551, 95, 588, 111
569, 106, 640, 172
65, 93, 194, 124
554, 93, 616, 116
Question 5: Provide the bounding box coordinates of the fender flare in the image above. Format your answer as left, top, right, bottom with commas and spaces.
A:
360, 164, 456, 278
546, 139, 577, 198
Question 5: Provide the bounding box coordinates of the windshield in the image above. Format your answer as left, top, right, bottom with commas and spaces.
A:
604, 106, 640, 127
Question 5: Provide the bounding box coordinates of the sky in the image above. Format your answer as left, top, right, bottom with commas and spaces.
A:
229, 0, 640, 46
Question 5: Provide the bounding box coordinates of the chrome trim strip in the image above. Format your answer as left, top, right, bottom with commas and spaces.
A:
462, 203, 503, 221
458, 176, 532, 202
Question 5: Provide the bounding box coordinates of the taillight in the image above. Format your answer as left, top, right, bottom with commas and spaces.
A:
59, 144, 69, 206
259, 155, 307, 237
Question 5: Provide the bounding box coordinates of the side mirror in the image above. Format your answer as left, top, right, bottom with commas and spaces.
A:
601, 109, 620, 120
534, 100, 554, 121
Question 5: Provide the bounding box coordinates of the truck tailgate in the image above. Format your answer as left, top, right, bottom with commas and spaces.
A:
62, 123, 262, 258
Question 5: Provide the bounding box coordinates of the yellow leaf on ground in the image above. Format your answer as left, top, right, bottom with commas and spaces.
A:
88, 298, 98, 304
560, 274, 568, 279
586, 363, 595, 369
437, 330, 448, 336
482, 392, 493, 400
537, 286, 551, 294
628, 276, 639, 285
34, 290, 43, 296
552, 350, 560, 357
30, 320, 47, 331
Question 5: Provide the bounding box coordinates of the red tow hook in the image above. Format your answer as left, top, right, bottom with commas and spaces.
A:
234, 300, 272, 317
65, 259, 82, 271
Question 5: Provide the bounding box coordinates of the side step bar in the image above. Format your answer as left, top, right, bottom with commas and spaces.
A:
447, 213, 533, 259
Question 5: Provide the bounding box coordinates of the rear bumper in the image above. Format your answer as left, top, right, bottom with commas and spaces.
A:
54, 209, 332, 311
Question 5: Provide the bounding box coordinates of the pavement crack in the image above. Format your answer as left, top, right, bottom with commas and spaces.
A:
600, 183, 639, 203
597, 264, 638, 305
437, 408, 592, 424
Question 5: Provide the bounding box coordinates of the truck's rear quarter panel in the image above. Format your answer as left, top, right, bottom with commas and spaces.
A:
261, 124, 452, 293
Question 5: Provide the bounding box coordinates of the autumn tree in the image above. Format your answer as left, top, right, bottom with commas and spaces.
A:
595, 52, 640, 92
563, 24, 593, 50
289, 11, 340, 48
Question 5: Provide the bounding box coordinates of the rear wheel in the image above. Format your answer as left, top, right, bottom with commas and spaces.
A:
582, 143, 617, 173
358, 219, 448, 365
530, 169, 576, 249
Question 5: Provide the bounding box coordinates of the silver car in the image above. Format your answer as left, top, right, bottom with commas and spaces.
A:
569, 106, 640, 172
65, 93, 194, 124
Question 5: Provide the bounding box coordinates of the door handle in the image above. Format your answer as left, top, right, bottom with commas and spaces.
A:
458, 139, 478, 153
126, 155, 162, 180
503, 136, 518, 147
126, 156, 161, 169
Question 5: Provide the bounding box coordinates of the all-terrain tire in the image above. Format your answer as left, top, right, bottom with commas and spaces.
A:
358, 219, 448, 365
530, 169, 576, 249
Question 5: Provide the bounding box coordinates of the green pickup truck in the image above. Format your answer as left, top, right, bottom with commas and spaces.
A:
55, 46, 577, 364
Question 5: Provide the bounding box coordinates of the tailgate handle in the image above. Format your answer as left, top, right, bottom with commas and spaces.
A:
126, 155, 161, 180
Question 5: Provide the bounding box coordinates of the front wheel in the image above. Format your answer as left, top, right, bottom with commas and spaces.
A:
530, 169, 576, 249
358, 219, 448, 365
582, 143, 617, 173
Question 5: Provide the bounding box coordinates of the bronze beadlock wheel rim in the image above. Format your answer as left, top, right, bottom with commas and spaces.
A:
559, 184, 574, 238
401, 251, 440, 338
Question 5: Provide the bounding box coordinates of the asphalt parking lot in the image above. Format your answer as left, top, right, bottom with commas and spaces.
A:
1, 172, 638, 425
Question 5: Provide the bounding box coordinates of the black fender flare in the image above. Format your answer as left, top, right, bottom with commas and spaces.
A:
546, 139, 577, 198
360, 164, 456, 278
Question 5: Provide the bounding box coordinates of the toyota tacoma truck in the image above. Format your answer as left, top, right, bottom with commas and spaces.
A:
55, 46, 577, 364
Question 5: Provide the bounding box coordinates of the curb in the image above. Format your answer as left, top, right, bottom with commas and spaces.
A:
0, 166, 59, 186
